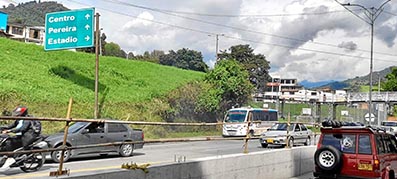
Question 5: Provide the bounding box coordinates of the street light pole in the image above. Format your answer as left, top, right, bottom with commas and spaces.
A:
209, 34, 224, 61
335, 0, 391, 125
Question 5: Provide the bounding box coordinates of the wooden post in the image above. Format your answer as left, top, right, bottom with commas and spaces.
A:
50, 97, 73, 176
243, 112, 252, 154
94, 12, 100, 119
286, 112, 291, 148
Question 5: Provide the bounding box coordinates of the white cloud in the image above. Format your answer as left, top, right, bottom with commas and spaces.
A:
3, 0, 397, 83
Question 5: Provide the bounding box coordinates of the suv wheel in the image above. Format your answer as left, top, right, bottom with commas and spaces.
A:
304, 137, 311, 146
314, 145, 342, 173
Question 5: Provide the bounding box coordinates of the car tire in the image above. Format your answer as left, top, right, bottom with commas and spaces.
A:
314, 145, 342, 173
51, 145, 71, 163
119, 143, 133, 157
389, 170, 395, 179
261, 143, 268, 148
304, 137, 311, 146
288, 137, 294, 147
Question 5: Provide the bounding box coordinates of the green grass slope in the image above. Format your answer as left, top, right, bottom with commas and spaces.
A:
0, 37, 205, 124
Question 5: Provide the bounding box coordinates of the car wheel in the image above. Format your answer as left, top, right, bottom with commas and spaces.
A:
119, 144, 133, 157
261, 143, 268, 148
390, 170, 395, 179
314, 145, 342, 173
51, 145, 71, 163
288, 137, 294, 147
304, 137, 311, 146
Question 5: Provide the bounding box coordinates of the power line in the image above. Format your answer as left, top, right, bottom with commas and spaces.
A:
384, 10, 397, 16
107, 6, 360, 18
66, 0, 397, 63
222, 35, 397, 63
99, 0, 397, 58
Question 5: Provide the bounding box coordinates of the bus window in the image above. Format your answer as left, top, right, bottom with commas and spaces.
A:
224, 110, 247, 123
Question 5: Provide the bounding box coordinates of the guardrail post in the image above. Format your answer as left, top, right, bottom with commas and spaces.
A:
243, 112, 252, 154
50, 97, 73, 176
286, 113, 291, 148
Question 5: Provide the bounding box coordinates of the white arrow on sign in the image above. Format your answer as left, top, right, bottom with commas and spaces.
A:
85, 14, 90, 20
85, 24, 90, 30
85, 35, 90, 41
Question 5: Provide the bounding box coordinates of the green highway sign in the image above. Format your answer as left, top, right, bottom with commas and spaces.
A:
45, 8, 94, 51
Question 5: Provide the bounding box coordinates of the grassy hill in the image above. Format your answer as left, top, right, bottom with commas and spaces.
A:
0, 38, 205, 134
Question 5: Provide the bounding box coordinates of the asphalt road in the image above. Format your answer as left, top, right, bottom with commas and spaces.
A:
0, 138, 316, 179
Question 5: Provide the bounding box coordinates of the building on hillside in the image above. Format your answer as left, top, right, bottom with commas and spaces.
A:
5, 23, 44, 45
260, 78, 303, 102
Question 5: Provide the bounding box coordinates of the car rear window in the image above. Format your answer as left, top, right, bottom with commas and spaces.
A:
321, 134, 356, 153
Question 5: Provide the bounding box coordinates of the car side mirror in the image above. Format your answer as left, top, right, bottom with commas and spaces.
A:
81, 129, 89, 134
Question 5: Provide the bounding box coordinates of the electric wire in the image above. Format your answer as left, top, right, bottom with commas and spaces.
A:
99, 0, 397, 57
66, 0, 397, 63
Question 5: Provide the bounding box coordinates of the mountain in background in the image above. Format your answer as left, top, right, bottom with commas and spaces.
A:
0, 1, 69, 26
314, 66, 396, 91
299, 80, 336, 89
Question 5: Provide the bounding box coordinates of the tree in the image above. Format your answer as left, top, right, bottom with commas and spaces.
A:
159, 48, 208, 72
199, 59, 254, 119
382, 67, 397, 91
104, 42, 123, 57
218, 44, 271, 92
126, 52, 134, 60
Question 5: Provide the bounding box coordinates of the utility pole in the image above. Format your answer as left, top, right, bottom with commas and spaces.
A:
335, 0, 391, 125
209, 34, 224, 61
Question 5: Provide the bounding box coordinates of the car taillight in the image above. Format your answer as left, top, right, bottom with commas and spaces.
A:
373, 156, 380, 171
142, 132, 144, 140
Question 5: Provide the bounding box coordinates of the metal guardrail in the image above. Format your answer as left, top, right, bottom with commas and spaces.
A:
0, 99, 321, 176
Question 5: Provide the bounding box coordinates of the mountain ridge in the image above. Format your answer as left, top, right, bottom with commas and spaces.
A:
300, 66, 396, 91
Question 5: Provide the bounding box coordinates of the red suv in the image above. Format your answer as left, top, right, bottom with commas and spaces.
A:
314, 121, 397, 179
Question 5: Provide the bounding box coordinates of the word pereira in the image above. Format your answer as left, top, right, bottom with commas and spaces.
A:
48, 26, 77, 34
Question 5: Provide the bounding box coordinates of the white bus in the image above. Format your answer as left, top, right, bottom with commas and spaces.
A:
222, 107, 278, 137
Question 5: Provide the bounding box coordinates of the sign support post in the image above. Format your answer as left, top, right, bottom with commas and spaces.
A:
94, 13, 100, 119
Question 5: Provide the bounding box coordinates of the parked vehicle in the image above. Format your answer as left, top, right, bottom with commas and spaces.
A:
313, 120, 397, 179
46, 121, 144, 162
222, 107, 278, 137
0, 134, 48, 172
259, 122, 312, 148
381, 121, 397, 136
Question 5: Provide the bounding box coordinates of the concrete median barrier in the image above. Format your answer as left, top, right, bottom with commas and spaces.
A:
63, 146, 316, 179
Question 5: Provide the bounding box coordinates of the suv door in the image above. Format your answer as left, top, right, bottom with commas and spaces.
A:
355, 134, 373, 177
381, 134, 397, 178
338, 134, 357, 176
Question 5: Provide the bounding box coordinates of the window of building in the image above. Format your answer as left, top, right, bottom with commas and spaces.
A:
11, 26, 23, 35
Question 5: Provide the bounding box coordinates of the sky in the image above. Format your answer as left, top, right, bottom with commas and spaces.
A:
1, 0, 397, 83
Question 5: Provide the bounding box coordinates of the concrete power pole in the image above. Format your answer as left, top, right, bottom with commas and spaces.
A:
335, 0, 391, 125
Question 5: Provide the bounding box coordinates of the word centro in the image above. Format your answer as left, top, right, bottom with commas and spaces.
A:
47, 36, 78, 45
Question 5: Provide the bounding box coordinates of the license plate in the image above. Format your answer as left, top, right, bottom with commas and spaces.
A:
358, 163, 373, 171
266, 139, 274, 143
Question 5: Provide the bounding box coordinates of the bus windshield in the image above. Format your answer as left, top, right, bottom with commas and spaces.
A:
224, 110, 247, 123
